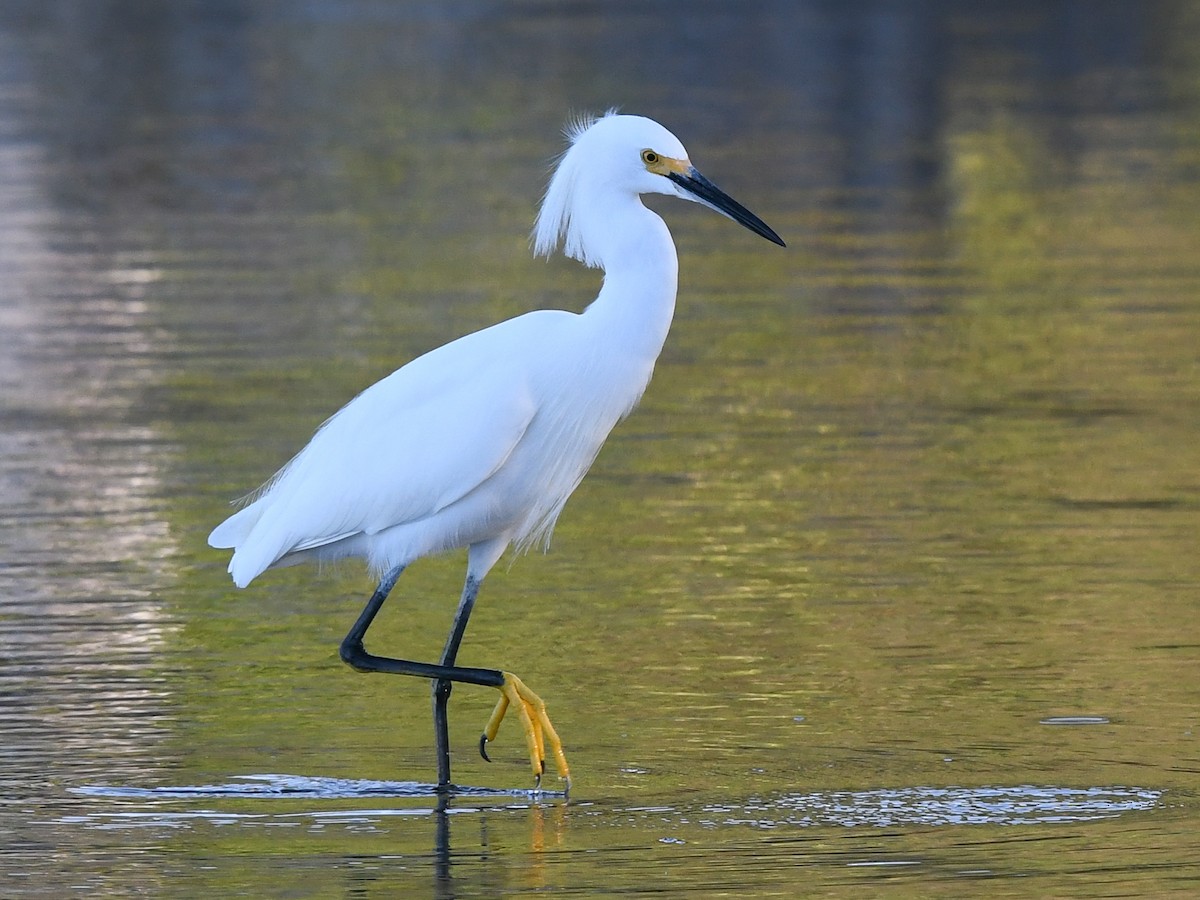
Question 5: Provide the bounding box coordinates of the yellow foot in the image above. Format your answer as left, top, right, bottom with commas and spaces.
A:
479, 672, 571, 791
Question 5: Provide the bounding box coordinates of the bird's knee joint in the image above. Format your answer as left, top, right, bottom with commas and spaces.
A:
339, 638, 368, 670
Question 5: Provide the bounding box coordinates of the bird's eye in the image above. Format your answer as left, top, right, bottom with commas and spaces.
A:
641, 149, 660, 166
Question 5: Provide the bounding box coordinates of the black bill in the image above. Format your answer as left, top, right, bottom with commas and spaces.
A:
669, 167, 785, 247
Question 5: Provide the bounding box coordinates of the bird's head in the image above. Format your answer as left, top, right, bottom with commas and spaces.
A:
533, 112, 784, 267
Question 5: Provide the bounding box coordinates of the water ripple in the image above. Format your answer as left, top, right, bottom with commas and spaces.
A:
706, 785, 1161, 828
67, 776, 1159, 832
72, 772, 565, 801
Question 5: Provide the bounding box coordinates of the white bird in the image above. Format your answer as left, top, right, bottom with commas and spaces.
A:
208, 112, 784, 792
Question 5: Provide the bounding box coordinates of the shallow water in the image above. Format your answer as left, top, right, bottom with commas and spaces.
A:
2, 2, 1199, 896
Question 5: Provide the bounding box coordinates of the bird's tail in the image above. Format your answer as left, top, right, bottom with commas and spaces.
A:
208, 502, 269, 588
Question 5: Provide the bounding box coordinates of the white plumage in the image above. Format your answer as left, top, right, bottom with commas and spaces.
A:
211, 114, 711, 586
210, 305, 653, 587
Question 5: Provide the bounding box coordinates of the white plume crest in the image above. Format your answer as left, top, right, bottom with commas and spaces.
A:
532, 109, 619, 267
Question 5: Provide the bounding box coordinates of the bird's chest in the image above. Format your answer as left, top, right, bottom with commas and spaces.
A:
506, 352, 652, 494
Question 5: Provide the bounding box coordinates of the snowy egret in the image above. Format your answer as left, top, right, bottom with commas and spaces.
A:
208, 112, 784, 791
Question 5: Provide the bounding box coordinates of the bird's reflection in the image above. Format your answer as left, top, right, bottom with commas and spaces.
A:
432, 791, 567, 897
434, 794, 452, 895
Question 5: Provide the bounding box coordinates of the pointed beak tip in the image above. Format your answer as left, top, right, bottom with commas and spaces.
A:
736, 213, 786, 249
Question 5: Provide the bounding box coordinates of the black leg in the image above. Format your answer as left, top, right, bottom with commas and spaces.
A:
339, 565, 504, 787
432, 575, 482, 787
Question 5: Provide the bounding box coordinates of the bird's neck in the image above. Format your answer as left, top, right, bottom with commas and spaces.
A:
581, 196, 679, 364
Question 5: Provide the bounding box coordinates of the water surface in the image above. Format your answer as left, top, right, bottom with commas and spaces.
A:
1, 2, 1198, 896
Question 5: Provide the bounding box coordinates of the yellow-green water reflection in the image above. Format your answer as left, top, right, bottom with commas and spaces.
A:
2, 2, 1198, 897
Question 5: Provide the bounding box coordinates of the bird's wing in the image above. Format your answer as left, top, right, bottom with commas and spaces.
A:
278, 369, 536, 536
211, 313, 562, 586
